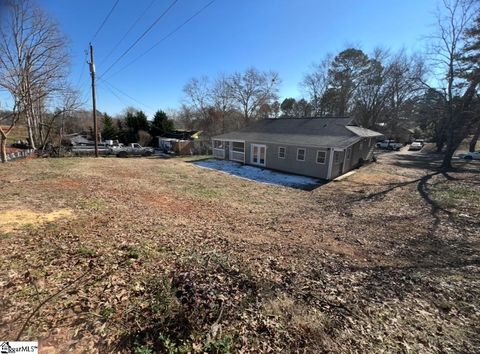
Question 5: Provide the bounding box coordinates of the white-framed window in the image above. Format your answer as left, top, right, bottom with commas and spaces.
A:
213, 140, 224, 149
334, 151, 341, 164
278, 146, 286, 159
316, 150, 326, 164
297, 148, 306, 161
232, 141, 245, 152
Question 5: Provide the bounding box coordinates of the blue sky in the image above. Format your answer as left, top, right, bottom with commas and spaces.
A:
37, 0, 438, 117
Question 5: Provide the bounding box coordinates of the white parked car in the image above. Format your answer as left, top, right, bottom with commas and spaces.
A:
409, 141, 423, 151
376, 140, 403, 151
463, 151, 480, 160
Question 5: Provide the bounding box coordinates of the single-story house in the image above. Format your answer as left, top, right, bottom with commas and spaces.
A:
211, 117, 383, 180
156, 130, 202, 155
375, 122, 417, 143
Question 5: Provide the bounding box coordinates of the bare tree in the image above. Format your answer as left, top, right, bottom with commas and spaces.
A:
183, 76, 212, 122
210, 75, 234, 133
385, 51, 426, 119
352, 49, 392, 128
429, 0, 480, 169
0, 101, 21, 162
301, 54, 333, 116
43, 86, 82, 151
463, 12, 480, 152
228, 67, 280, 124
0, 0, 70, 152
355, 49, 426, 130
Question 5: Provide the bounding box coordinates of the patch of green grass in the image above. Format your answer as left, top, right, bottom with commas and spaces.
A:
22, 223, 36, 231
207, 250, 231, 271
157, 334, 193, 354
180, 184, 221, 200
149, 276, 178, 316
80, 197, 107, 211
120, 245, 141, 259
432, 184, 480, 209
204, 335, 233, 354
133, 343, 153, 354
77, 246, 96, 258
46, 158, 77, 168
100, 306, 115, 320
179, 155, 211, 162
0, 231, 13, 238
156, 333, 233, 354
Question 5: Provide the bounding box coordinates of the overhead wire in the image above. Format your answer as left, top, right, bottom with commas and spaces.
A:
99, 0, 179, 79
99, 78, 154, 111
91, 0, 121, 43
99, 0, 159, 67
98, 81, 129, 107
106, 0, 216, 80
75, 49, 89, 88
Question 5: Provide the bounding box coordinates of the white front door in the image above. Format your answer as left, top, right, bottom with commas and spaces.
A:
251, 144, 266, 166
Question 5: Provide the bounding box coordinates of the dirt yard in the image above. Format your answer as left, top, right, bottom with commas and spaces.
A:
0, 152, 479, 353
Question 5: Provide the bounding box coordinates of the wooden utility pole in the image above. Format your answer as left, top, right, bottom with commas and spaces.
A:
89, 43, 99, 157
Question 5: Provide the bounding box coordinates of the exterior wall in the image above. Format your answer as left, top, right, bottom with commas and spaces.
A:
174, 141, 194, 155
245, 141, 331, 179
212, 137, 377, 180
331, 150, 346, 179
343, 137, 376, 173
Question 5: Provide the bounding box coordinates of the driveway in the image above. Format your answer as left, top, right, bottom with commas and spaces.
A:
375, 145, 479, 171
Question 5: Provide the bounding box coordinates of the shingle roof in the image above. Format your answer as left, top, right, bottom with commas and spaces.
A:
212, 117, 383, 148
345, 125, 384, 138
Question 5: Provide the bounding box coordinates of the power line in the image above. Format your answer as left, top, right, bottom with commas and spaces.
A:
106, 0, 216, 80
91, 0, 121, 43
98, 82, 129, 107
99, 0, 179, 79
99, 0, 159, 67
75, 49, 89, 88
99, 78, 155, 111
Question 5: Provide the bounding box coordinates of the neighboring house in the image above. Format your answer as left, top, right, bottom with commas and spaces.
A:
375, 122, 416, 143
156, 130, 203, 155
211, 117, 383, 180
157, 130, 202, 141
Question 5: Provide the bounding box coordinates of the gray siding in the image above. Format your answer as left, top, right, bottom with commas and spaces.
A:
212, 137, 376, 180
342, 137, 376, 173
244, 141, 330, 179
331, 150, 346, 179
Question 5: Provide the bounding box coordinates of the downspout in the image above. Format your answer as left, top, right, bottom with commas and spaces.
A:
327, 148, 335, 180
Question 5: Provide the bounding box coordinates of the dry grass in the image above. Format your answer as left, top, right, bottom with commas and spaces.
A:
0, 154, 479, 353
0, 208, 73, 233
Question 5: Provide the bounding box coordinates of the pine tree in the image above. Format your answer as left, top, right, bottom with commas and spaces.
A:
101, 113, 118, 140
150, 110, 174, 137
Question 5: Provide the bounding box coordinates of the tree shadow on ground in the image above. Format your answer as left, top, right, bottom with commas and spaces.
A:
338, 152, 480, 351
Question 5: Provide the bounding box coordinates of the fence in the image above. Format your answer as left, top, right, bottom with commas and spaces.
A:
5, 149, 35, 161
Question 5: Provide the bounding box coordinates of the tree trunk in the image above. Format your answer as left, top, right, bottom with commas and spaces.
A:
441, 144, 455, 170
26, 113, 36, 150
0, 134, 7, 163
436, 139, 445, 153
469, 121, 480, 152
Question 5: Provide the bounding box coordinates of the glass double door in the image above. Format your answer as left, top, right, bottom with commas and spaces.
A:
251, 144, 266, 166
